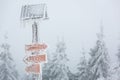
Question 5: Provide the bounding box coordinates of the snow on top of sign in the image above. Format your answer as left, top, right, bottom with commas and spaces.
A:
20, 4, 47, 20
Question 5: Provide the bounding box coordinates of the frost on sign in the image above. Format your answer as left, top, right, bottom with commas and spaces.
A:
24, 54, 47, 63
25, 43, 47, 52
25, 64, 40, 74
21, 4, 47, 20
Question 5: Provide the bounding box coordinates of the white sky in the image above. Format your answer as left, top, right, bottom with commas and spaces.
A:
0, 0, 120, 77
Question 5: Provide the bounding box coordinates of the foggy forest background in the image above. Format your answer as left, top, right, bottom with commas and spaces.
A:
0, 25, 120, 80
0, 0, 120, 80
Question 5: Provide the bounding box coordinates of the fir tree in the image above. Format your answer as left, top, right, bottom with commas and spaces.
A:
117, 45, 120, 67
88, 24, 110, 80
115, 37, 120, 80
44, 40, 69, 80
0, 43, 18, 80
77, 48, 92, 80
42, 51, 53, 80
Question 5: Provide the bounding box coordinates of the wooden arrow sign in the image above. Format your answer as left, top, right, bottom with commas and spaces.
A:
25, 43, 47, 52
25, 64, 40, 74
23, 54, 47, 64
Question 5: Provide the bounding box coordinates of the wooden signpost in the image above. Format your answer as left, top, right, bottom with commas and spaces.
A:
21, 3, 49, 80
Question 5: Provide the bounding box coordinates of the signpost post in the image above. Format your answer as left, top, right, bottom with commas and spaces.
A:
21, 3, 48, 80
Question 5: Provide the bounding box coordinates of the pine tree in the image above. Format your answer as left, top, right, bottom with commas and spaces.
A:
115, 37, 120, 80
44, 40, 69, 80
77, 48, 92, 80
0, 43, 18, 80
67, 70, 76, 80
88, 24, 110, 80
117, 45, 120, 66
42, 51, 53, 80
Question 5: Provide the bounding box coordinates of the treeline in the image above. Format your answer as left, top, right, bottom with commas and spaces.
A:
42, 34, 110, 80
0, 25, 120, 80
41, 27, 120, 80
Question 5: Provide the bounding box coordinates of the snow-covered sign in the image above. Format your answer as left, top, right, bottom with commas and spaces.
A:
21, 4, 48, 20
23, 54, 47, 64
21, 3, 49, 79
25, 64, 40, 74
25, 43, 47, 52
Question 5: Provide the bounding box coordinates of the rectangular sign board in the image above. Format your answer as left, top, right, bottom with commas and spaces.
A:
21, 4, 46, 20
25, 43, 47, 52
25, 64, 40, 74
25, 54, 46, 63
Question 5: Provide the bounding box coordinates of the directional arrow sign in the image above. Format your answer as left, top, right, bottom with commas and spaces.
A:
23, 56, 28, 64
25, 43, 47, 52
25, 63, 40, 74
23, 54, 46, 64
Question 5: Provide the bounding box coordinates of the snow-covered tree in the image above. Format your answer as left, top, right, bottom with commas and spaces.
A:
117, 45, 120, 66
0, 43, 19, 80
43, 40, 69, 80
67, 70, 76, 80
88, 25, 110, 80
77, 48, 92, 80
114, 38, 120, 80
42, 51, 53, 80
